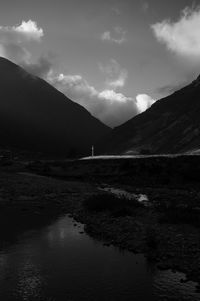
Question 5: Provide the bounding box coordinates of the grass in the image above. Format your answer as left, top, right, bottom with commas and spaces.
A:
83, 192, 143, 217
160, 206, 200, 227
156, 199, 200, 227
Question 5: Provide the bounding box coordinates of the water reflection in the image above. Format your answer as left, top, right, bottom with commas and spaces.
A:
0, 212, 199, 301
16, 258, 43, 301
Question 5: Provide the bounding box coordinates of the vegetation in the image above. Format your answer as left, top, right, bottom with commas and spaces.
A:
139, 148, 152, 155
146, 227, 159, 250
83, 193, 143, 217
153, 195, 200, 227
158, 204, 200, 227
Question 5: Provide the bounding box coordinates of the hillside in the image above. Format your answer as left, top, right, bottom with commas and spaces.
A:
104, 75, 200, 154
0, 57, 109, 156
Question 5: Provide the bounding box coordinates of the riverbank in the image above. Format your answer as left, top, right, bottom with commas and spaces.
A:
71, 186, 200, 288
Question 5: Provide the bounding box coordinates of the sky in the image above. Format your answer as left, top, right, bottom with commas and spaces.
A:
0, 0, 200, 127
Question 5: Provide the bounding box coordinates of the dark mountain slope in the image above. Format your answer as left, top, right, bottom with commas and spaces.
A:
0, 57, 109, 156
104, 75, 200, 154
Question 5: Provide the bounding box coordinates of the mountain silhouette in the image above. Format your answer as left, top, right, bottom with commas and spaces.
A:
0, 57, 110, 156
104, 75, 200, 154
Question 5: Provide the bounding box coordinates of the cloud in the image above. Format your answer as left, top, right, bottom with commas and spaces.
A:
156, 82, 187, 95
0, 20, 44, 66
0, 44, 52, 79
141, 1, 149, 12
48, 72, 155, 127
99, 59, 128, 89
98, 90, 132, 102
136, 94, 156, 113
0, 42, 31, 64
108, 72, 127, 89
152, 6, 200, 58
156, 70, 198, 96
112, 7, 121, 16
0, 20, 50, 78
15, 20, 43, 41
0, 20, 43, 43
101, 26, 126, 44
22, 56, 53, 78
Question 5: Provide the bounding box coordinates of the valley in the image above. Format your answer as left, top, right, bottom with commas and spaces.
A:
1, 154, 200, 294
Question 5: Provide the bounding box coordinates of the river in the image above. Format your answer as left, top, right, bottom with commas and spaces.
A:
0, 210, 199, 301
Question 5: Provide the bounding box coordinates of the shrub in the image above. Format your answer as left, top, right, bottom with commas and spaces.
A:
140, 148, 152, 155
83, 193, 143, 216
146, 227, 159, 250
156, 198, 200, 227
159, 205, 200, 227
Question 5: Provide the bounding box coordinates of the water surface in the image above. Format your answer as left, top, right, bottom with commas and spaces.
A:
0, 210, 199, 301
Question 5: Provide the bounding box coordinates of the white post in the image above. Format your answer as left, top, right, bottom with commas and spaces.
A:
92, 145, 94, 157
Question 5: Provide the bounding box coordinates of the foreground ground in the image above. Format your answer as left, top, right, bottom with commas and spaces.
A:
1, 155, 200, 288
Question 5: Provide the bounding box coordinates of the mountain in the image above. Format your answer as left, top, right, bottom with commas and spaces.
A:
103, 75, 200, 155
0, 57, 109, 156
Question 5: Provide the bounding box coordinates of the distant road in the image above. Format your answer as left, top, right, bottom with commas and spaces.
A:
80, 153, 197, 160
